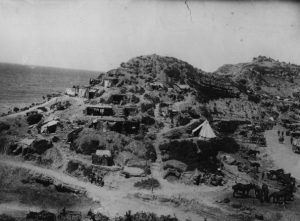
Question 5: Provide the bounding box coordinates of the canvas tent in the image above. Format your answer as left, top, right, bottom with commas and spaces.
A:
192, 120, 216, 140
78, 88, 89, 98
65, 88, 76, 96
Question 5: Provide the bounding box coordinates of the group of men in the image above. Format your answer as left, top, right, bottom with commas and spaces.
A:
88, 172, 104, 187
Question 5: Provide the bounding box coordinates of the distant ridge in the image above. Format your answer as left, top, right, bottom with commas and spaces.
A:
0, 62, 100, 75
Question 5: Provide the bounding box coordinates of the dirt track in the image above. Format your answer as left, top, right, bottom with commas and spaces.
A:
0, 156, 229, 221
265, 128, 300, 180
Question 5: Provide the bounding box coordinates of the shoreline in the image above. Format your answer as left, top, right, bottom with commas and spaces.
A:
0, 92, 62, 117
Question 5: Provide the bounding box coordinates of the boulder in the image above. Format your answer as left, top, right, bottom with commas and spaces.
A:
75, 136, 100, 154
255, 213, 264, 220
231, 202, 242, 209
52, 136, 59, 142
30, 139, 53, 154
27, 113, 43, 125
0, 121, 10, 132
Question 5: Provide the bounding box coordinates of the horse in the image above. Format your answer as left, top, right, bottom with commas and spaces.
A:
269, 190, 288, 204
232, 183, 256, 198
269, 184, 294, 204
267, 169, 284, 180
251, 184, 263, 202
279, 136, 284, 143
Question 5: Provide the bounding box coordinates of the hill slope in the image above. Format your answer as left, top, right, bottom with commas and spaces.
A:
215, 55, 300, 97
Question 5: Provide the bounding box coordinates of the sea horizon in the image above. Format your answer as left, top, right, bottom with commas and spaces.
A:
0, 63, 98, 113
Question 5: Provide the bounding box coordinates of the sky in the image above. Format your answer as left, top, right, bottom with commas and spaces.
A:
0, 0, 299, 72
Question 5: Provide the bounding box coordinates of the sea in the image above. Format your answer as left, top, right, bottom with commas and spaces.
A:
0, 63, 98, 113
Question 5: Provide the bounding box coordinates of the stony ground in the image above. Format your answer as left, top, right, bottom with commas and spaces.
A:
1, 55, 300, 221
0, 98, 300, 221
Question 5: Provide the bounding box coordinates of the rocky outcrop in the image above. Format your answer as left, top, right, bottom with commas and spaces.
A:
215, 55, 300, 97
26, 113, 43, 125
30, 139, 53, 154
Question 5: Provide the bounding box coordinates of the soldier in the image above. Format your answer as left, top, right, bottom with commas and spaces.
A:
262, 183, 269, 202
97, 176, 104, 187
91, 173, 96, 184
62, 207, 66, 216
277, 130, 280, 136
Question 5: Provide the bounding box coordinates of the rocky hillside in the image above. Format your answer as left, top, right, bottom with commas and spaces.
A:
2, 54, 300, 221
215, 55, 300, 97
103, 54, 240, 101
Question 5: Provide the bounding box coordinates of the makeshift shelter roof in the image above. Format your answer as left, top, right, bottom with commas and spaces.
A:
89, 89, 98, 93
175, 84, 190, 90
41, 120, 59, 133
164, 160, 187, 172
44, 120, 59, 127
19, 138, 35, 146
96, 150, 111, 157
192, 120, 216, 140
122, 166, 144, 177
86, 104, 113, 109
96, 116, 125, 122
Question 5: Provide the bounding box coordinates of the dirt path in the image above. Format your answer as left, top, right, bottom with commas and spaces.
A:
265, 128, 300, 180
0, 95, 85, 121
0, 97, 61, 120
0, 156, 226, 220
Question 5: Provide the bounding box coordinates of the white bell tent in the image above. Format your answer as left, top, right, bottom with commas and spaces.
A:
192, 120, 216, 140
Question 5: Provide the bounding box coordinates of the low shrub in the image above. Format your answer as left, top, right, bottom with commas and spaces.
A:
134, 178, 160, 190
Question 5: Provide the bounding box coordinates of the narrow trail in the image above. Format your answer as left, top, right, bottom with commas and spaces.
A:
0, 96, 83, 121
264, 128, 300, 180
0, 97, 58, 120
0, 157, 221, 220
151, 104, 168, 184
